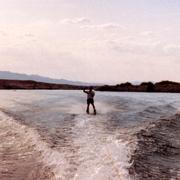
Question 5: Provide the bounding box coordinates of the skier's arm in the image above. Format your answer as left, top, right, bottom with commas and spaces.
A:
83, 89, 88, 94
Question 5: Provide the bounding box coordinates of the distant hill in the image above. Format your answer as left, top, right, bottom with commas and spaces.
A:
98, 81, 180, 93
0, 79, 85, 90
0, 71, 99, 86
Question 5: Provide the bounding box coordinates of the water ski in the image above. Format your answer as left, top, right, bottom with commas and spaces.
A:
86, 110, 97, 115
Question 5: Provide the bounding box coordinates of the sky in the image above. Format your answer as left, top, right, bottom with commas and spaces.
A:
0, 0, 180, 84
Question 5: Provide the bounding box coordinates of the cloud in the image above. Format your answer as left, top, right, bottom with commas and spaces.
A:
0, 30, 8, 36
109, 40, 155, 54
108, 38, 180, 58
0, 45, 91, 80
60, 17, 91, 25
163, 44, 180, 55
24, 33, 35, 38
81, 23, 125, 30
140, 31, 153, 37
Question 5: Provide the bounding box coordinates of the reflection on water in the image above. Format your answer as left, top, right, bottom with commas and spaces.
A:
0, 90, 180, 180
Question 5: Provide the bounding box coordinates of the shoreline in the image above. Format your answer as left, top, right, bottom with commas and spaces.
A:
1, 79, 180, 93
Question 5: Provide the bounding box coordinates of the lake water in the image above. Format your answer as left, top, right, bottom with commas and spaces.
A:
0, 90, 180, 180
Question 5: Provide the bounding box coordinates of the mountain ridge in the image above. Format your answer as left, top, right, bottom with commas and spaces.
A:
0, 71, 100, 86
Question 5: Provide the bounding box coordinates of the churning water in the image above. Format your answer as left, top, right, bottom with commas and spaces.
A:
0, 90, 180, 180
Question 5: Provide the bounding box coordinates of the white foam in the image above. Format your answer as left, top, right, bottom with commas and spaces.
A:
69, 101, 116, 115
70, 115, 132, 180
0, 111, 70, 180
0, 101, 132, 180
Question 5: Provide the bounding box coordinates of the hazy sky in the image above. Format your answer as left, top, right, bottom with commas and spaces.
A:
0, 0, 180, 83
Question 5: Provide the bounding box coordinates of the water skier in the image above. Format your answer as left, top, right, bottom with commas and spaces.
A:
83, 86, 96, 115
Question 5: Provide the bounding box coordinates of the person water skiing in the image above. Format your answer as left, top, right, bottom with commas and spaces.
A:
83, 86, 96, 115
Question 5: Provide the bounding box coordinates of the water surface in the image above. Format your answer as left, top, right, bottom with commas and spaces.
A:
0, 90, 180, 180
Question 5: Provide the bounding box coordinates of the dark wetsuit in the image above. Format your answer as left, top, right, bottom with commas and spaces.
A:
87, 91, 95, 104
83, 89, 96, 114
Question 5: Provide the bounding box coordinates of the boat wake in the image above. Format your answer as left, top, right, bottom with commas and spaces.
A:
129, 113, 180, 180
0, 107, 131, 180
0, 90, 180, 180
